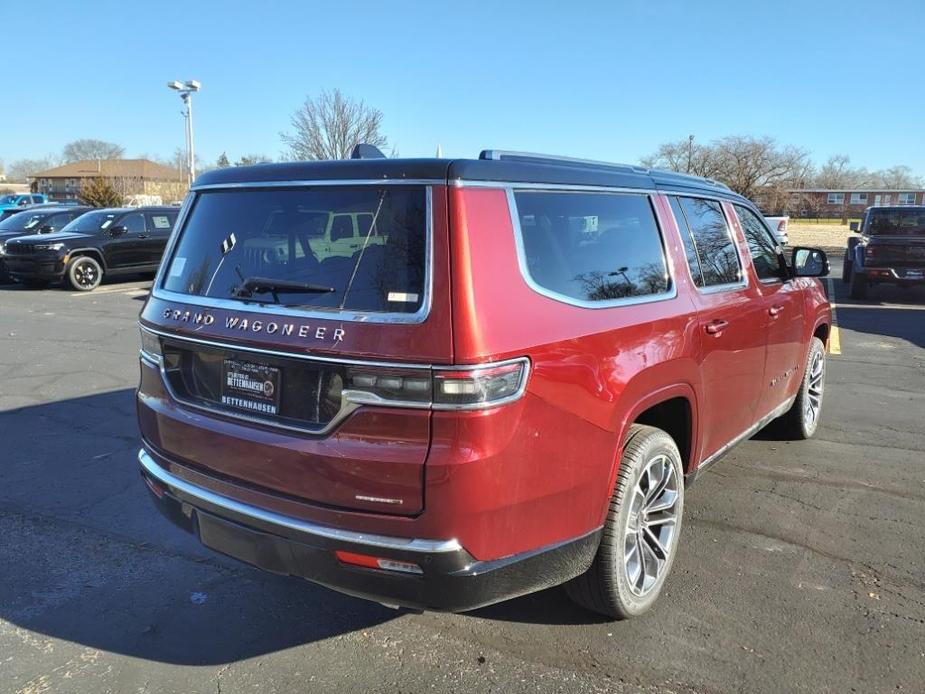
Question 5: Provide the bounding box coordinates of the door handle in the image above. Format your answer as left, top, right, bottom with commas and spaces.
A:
705, 319, 729, 335
138, 234, 149, 239
768, 305, 784, 317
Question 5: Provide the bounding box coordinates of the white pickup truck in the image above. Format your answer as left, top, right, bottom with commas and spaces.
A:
764, 215, 790, 245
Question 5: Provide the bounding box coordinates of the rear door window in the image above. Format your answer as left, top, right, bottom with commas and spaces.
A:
675, 197, 742, 288
162, 186, 428, 314
146, 212, 175, 233
121, 213, 146, 234
513, 191, 670, 304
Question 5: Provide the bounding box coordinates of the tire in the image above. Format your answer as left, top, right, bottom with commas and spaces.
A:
842, 259, 853, 285
849, 269, 867, 300
778, 337, 826, 440
66, 256, 103, 291
565, 424, 684, 619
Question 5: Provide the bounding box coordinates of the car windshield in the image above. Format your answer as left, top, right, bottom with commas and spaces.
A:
161, 186, 427, 314
867, 209, 925, 236
0, 212, 49, 232
60, 211, 117, 233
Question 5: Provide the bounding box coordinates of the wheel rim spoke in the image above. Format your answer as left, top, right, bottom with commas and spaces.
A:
621, 451, 681, 597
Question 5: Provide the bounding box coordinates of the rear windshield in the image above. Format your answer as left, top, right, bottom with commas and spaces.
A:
161, 186, 428, 314
867, 209, 925, 236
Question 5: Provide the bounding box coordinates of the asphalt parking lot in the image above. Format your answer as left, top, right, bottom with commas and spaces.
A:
1, 270, 924, 694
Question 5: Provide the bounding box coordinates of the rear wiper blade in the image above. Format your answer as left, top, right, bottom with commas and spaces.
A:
233, 276, 335, 300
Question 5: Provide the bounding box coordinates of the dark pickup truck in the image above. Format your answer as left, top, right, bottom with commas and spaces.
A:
844, 206, 925, 299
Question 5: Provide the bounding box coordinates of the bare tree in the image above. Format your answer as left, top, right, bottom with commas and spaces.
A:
235, 154, 273, 166
640, 135, 724, 180
6, 157, 59, 182
874, 165, 922, 188
62, 139, 125, 162
281, 89, 388, 160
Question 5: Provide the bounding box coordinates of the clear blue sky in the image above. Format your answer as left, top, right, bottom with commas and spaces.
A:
5, 0, 924, 174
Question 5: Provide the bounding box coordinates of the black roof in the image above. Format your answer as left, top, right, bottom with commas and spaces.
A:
193, 151, 747, 203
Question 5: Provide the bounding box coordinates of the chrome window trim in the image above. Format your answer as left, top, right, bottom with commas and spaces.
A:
506, 187, 678, 310
191, 178, 446, 191
137, 448, 462, 554
151, 185, 434, 326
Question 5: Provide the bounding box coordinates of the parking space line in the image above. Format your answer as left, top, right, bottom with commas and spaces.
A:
825, 278, 842, 356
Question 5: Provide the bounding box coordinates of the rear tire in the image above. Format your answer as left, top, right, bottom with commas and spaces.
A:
778, 337, 826, 440
842, 259, 853, 285
66, 256, 103, 291
565, 425, 684, 619
849, 269, 867, 300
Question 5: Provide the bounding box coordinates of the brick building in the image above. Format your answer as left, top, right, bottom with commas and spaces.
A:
786, 188, 925, 218
31, 159, 186, 203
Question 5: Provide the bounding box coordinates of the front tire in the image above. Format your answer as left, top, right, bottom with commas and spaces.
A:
66, 256, 103, 291
778, 337, 826, 440
565, 424, 684, 619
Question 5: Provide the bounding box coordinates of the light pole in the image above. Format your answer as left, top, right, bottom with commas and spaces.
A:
167, 80, 201, 188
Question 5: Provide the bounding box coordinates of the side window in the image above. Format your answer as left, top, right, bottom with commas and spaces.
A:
668, 196, 704, 287
31, 195, 44, 204
47, 213, 71, 231
676, 197, 742, 287
330, 215, 354, 242
733, 205, 784, 282
513, 191, 670, 303
121, 213, 146, 233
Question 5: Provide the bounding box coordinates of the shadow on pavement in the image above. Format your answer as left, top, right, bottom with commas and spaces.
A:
0, 388, 602, 665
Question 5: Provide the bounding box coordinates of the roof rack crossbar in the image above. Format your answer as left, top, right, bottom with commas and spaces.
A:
479, 150, 649, 175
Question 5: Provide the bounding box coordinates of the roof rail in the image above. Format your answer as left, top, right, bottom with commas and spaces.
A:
478, 150, 732, 191
648, 167, 731, 191
479, 150, 650, 175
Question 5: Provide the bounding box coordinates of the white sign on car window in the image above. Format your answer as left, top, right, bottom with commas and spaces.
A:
152, 215, 171, 229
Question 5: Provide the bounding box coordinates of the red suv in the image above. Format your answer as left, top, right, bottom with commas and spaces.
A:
136, 149, 832, 618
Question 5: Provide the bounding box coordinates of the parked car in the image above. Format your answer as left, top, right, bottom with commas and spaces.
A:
4, 206, 178, 290
764, 215, 789, 245
0, 206, 91, 283
135, 149, 831, 619
844, 206, 925, 299
0, 193, 48, 214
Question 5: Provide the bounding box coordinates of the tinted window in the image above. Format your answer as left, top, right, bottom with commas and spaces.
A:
0, 212, 49, 232
734, 205, 783, 281
668, 196, 704, 286
162, 186, 427, 314
513, 191, 669, 303
121, 213, 145, 233
866, 208, 925, 236
45, 213, 73, 232
60, 211, 118, 233
677, 197, 741, 287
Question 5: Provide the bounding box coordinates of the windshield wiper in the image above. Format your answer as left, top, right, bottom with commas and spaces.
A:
233, 276, 335, 302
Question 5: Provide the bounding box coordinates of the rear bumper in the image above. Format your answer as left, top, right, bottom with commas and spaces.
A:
138, 448, 601, 612
857, 266, 925, 282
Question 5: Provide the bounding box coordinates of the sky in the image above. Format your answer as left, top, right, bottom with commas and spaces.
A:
3, 0, 924, 174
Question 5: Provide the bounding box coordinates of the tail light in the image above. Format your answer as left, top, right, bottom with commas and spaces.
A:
777, 220, 786, 232
344, 358, 529, 410
864, 246, 877, 259
139, 327, 163, 360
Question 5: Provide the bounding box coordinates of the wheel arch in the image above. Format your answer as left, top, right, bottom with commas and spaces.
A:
67, 248, 106, 270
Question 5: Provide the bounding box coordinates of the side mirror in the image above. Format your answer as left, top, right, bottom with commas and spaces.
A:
791, 247, 829, 277
109, 225, 128, 237
849, 221, 860, 232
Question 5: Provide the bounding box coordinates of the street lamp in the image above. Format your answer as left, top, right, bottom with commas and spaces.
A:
167, 80, 201, 188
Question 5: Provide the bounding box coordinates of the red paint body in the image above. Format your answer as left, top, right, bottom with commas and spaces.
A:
138, 184, 831, 562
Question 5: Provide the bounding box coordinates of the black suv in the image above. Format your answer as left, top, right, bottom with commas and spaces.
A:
5, 206, 179, 291
0, 206, 91, 283
844, 205, 925, 299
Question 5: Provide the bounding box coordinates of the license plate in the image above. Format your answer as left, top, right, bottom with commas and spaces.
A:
905, 269, 924, 279
221, 358, 281, 416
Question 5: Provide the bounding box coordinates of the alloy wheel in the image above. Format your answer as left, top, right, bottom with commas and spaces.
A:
623, 454, 680, 597
803, 350, 825, 428
74, 261, 98, 288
